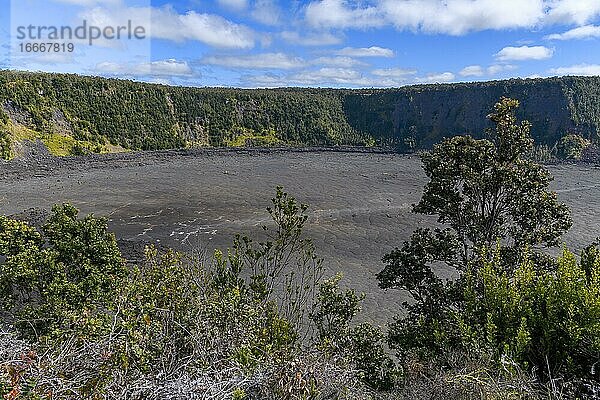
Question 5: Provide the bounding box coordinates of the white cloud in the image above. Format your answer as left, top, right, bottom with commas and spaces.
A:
415, 72, 455, 83
244, 74, 286, 87
217, 0, 248, 11
12, 50, 76, 66
67, 7, 151, 48
155, 8, 255, 49
245, 68, 411, 88
281, 31, 342, 46
251, 0, 282, 26
291, 67, 363, 84
549, 64, 600, 76
495, 45, 553, 61
94, 62, 130, 74
203, 53, 369, 71
52, 0, 121, 5
312, 57, 366, 67
218, 0, 281, 25
371, 68, 417, 78
305, 0, 385, 29
459, 65, 484, 77
459, 64, 517, 77
202, 53, 306, 69
487, 64, 517, 75
95, 59, 194, 77
546, 25, 600, 40
81, 6, 255, 49
305, 0, 546, 34
144, 60, 194, 76
380, 0, 545, 35
304, 0, 600, 35
148, 78, 173, 85
335, 46, 394, 58
545, 0, 600, 26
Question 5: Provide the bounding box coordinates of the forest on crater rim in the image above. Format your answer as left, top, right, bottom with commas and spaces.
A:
1, 69, 600, 155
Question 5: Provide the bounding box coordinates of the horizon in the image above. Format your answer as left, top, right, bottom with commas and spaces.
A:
0, 67, 594, 90
1, 1, 600, 89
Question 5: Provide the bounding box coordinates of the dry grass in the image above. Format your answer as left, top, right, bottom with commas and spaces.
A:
1, 327, 384, 400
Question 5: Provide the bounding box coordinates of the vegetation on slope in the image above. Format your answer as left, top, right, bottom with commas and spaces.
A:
2, 70, 600, 159
0, 70, 369, 157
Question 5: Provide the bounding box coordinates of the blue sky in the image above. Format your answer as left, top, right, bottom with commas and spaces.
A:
1, 0, 600, 88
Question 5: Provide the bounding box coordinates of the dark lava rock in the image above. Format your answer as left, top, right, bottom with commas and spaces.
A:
8, 207, 50, 229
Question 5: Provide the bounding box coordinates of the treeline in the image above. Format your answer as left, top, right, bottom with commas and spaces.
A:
0, 71, 369, 152
1, 70, 600, 154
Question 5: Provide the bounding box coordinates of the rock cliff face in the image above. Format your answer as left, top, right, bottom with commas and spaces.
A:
342, 77, 600, 150
1, 70, 599, 153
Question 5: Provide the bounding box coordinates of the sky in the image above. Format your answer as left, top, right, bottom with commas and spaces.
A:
1, 0, 600, 88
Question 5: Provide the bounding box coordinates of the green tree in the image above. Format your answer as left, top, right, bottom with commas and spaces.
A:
0, 204, 126, 339
378, 98, 572, 359
235, 186, 324, 332
556, 133, 591, 160
311, 274, 399, 391
311, 273, 364, 350
458, 245, 600, 384
0, 125, 11, 160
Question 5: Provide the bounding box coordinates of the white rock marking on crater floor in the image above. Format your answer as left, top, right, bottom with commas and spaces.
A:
107, 202, 133, 217
169, 224, 217, 243
130, 209, 164, 220
136, 225, 155, 238
555, 183, 600, 193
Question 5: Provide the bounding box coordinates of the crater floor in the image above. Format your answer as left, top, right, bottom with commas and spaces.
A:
2, 150, 598, 324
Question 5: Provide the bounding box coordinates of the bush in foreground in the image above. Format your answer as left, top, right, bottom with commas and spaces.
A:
0, 204, 126, 340
0, 189, 396, 399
